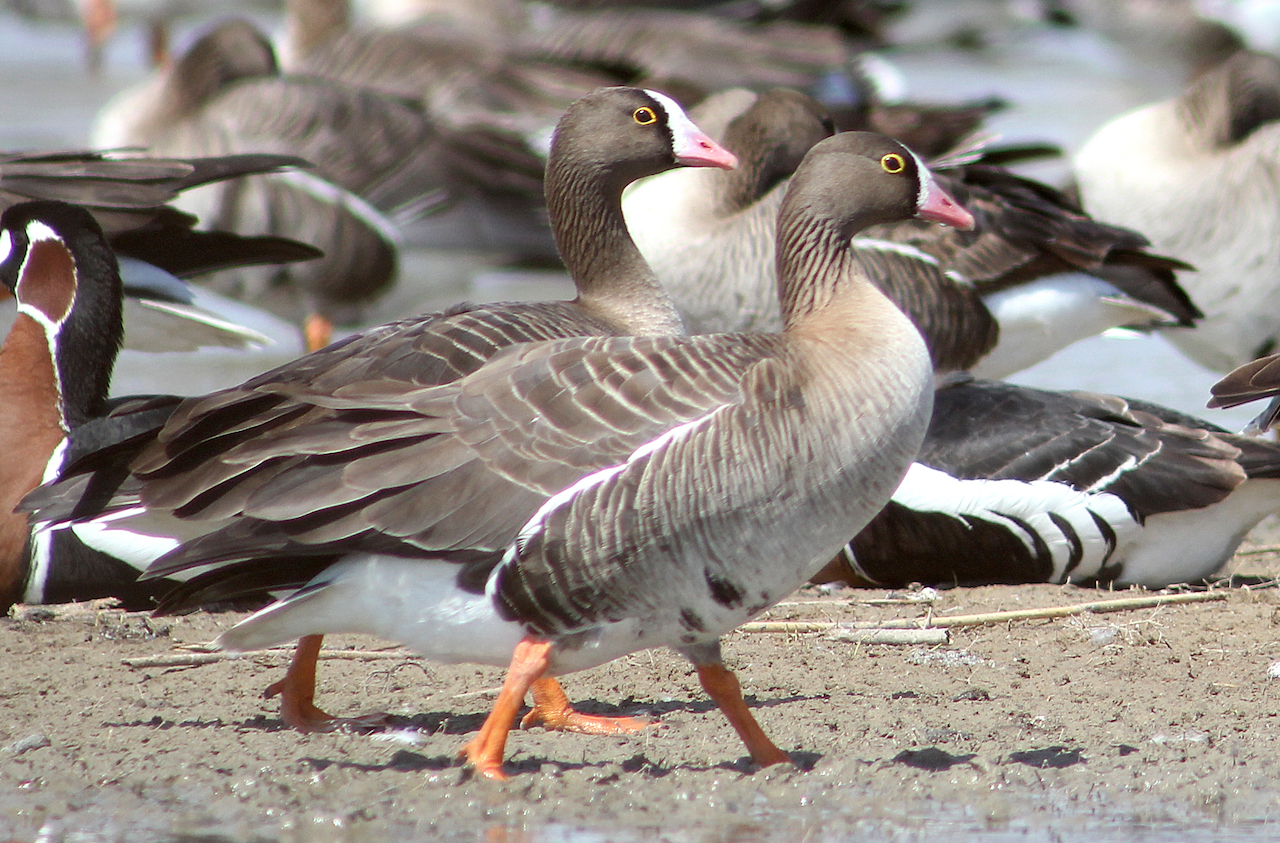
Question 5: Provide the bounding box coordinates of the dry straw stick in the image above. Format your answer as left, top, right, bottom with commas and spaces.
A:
740, 590, 1226, 635
123, 648, 418, 669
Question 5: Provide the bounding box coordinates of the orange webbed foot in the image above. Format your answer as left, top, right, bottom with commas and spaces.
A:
521, 677, 657, 735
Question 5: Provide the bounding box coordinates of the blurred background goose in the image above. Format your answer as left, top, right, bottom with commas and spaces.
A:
0, 148, 321, 351
1075, 49, 1280, 372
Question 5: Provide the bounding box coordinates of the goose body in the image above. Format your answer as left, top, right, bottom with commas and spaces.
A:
1074, 49, 1280, 371
34, 133, 969, 776
34, 86, 735, 732
624, 88, 1197, 378
823, 377, 1280, 590
92, 19, 551, 348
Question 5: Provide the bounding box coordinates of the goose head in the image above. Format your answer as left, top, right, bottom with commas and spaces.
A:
0, 200, 123, 429
782, 132, 974, 239
717, 87, 835, 215
776, 133, 973, 323
547, 87, 737, 200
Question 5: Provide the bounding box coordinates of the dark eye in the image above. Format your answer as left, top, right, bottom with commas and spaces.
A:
633, 107, 657, 125
880, 153, 905, 174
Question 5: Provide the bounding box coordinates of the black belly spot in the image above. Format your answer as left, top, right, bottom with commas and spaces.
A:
705, 572, 745, 607
680, 608, 707, 632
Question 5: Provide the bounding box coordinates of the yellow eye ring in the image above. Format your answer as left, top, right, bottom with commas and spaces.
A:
633, 106, 657, 125
880, 153, 906, 174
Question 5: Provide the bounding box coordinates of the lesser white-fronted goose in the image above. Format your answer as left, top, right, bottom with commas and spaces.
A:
813, 375, 1280, 590
0, 149, 321, 351
624, 87, 1198, 378
1074, 49, 1280, 371
35, 85, 736, 732
35, 133, 971, 777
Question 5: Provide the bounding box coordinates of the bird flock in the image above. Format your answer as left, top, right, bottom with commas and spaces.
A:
6, 0, 1280, 778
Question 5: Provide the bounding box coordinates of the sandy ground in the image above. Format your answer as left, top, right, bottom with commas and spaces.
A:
6, 528, 1280, 843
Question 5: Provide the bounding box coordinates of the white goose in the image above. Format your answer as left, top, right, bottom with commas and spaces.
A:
1075, 49, 1280, 371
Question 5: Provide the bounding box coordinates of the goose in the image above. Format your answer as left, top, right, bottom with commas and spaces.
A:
93, 18, 549, 351
35, 85, 737, 733
815, 375, 1280, 590
0, 199, 238, 610
1074, 49, 1280, 372
279, 0, 613, 143
0, 149, 321, 352
623, 87, 1197, 378
627, 88, 1264, 591
32, 133, 972, 778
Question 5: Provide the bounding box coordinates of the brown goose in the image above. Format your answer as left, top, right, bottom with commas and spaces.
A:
38, 84, 736, 733
280, 0, 613, 140
33, 133, 971, 778
624, 87, 1197, 377
1074, 50, 1280, 371
93, 18, 549, 351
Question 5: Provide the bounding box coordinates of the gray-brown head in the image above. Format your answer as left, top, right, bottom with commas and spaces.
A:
776, 132, 973, 321
166, 19, 279, 117
547, 87, 737, 202
546, 87, 736, 314
719, 88, 835, 215
781, 132, 972, 238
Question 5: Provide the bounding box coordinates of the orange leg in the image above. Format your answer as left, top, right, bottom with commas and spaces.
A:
461, 637, 553, 781
264, 634, 333, 732
521, 677, 656, 735
303, 313, 334, 353
263, 634, 389, 732
695, 662, 791, 768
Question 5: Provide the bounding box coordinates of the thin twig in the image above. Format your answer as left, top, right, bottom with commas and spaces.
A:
1234, 544, 1280, 556
122, 648, 420, 669
743, 590, 1226, 634
738, 623, 949, 645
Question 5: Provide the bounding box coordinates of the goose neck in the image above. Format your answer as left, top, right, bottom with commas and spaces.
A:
546, 159, 683, 335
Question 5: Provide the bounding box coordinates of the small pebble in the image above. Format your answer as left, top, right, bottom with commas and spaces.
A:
6, 734, 50, 755
1090, 627, 1119, 646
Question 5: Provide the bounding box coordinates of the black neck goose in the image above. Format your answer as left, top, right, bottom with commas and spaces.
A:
0, 150, 321, 352
624, 87, 1197, 378
813, 375, 1280, 590
33, 133, 969, 778
0, 201, 200, 610
1074, 49, 1280, 371
33, 85, 735, 734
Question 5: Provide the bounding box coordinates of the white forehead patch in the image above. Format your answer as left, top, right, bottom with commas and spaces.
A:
0, 229, 11, 266
26, 220, 59, 244
908, 148, 935, 209
643, 89, 700, 146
